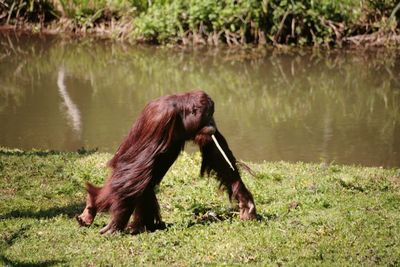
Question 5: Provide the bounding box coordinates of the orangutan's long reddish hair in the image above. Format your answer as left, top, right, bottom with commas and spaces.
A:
77, 91, 256, 234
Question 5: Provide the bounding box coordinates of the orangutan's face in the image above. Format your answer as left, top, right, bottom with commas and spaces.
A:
181, 92, 215, 138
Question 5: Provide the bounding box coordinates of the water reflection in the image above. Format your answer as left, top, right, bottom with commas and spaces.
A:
57, 66, 82, 136
0, 34, 399, 167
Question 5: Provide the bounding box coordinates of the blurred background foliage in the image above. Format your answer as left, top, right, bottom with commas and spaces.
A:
0, 0, 399, 45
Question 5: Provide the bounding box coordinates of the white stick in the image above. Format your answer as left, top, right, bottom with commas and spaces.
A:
211, 134, 235, 171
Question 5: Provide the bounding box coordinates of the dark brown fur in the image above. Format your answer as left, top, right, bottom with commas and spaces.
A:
76, 91, 256, 234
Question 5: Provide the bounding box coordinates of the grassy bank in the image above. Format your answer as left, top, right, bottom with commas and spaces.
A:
1, 0, 400, 46
0, 148, 399, 265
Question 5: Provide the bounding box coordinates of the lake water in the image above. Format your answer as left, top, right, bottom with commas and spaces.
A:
1, 34, 399, 167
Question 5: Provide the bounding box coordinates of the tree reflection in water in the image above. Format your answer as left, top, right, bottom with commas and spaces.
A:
0, 34, 399, 167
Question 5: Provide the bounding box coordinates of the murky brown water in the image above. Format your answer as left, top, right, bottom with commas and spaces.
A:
1, 34, 399, 167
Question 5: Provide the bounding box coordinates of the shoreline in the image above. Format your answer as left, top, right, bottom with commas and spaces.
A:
1, 1, 399, 47
0, 147, 398, 169
2, 24, 400, 48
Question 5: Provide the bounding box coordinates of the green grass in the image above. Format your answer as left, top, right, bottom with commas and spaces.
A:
1, 148, 399, 266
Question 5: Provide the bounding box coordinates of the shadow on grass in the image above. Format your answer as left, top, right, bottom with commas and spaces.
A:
257, 212, 279, 222
0, 254, 64, 267
186, 205, 278, 228
1, 226, 66, 266
3, 225, 31, 246
0, 202, 85, 220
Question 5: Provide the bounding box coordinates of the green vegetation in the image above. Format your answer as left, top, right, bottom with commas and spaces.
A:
1, 148, 399, 265
1, 0, 400, 46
